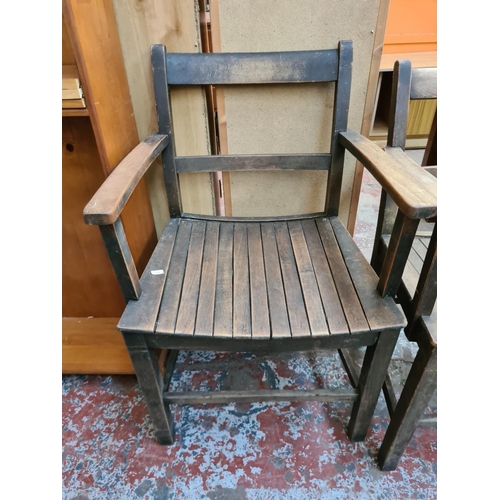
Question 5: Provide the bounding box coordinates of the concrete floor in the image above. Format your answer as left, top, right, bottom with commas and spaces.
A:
62, 158, 437, 499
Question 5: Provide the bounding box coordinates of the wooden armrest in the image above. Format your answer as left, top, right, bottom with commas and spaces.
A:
83, 134, 169, 225
339, 130, 437, 219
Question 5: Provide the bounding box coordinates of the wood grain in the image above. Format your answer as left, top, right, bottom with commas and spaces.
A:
118, 219, 180, 333
233, 224, 251, 338
247, 224, 271, 339
166, 50, 339, 85
301, 219, 349, 334
156, 221, 193, 334
194, 222, 220, 336
112, 0, 214, 233
330, 217, 405, 332
214, 223, 234, 337
175, 221, 206, 335
288, 221, 329, 336
339, 130, 437, 219
62, 117, 125, 318
64, 0, 157, 278
84, 134, 169, 225
175, 154, 332, 173
274, 222, 310, 337
316, 218, 369, 333
261, 223, 291, 338
62, 318, 133, 374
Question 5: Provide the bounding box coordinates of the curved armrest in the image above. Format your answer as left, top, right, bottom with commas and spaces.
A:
339, 130, 437, 219
83, 134, 169, 225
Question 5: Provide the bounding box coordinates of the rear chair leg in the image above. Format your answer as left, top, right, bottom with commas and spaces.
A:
348, 328, 400, 441
122, 333, 175, 444
378, 344, 437, 470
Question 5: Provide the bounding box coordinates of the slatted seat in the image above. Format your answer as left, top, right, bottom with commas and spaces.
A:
83, 43, 436, 453
119, 217, 402, 339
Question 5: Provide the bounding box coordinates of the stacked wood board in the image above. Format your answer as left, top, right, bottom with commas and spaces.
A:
62, 65, 85, 108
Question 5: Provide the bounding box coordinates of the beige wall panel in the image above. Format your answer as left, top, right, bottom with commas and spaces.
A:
216, 0, 380, 223
113, 0, 214, 236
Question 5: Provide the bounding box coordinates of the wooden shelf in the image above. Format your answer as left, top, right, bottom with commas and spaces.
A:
62, 108, 89, 117
380, 51, 437, 71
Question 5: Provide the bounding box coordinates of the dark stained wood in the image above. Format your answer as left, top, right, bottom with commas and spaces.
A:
387, 60, 411, 149
325, 40, 353, 216
233, 224, 251, 338
410, 67, 437, 99
156, 221, 192, 334
411, 226, 437, 319
329, 217, 406, 332
84, 134, 169, 225
338, 349, 360, 388
214, 223, 234, 337
288, 221, 329, 336
163, 389, 358, 405
122, 333, 174, 444
175, 154, 332, 173
108, 45, 420, 451
152, 44, 181, 217
194, 222, 220, 336
165, 49, 339, 85
377, 210, 420, 298
300, 219, 349, 334
348, 329, 400, 441
118, 219, 180, 333
162, 349, 179, 390
339, 130, 437, 220
316, 218, 369, 333
378, 345, 437, 470
274, 222, 310, 337
100, 218, 141, 302
247, 224, 271, 339
182, 212, 326, 223
147, 329, 378, 351
175, 221, 206, 335
371, 59, 438, 470
261, 223, 291, 338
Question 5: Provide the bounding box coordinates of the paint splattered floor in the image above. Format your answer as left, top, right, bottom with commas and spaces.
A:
62, 165, 437, 499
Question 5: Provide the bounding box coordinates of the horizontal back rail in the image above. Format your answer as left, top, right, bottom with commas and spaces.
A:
165, 50, 339, 85
410, 67, 437, 99
180, 212, 326, 223
175, 154, 332, 173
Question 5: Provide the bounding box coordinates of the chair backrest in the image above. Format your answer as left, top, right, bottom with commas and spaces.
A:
151, 41, 353, 218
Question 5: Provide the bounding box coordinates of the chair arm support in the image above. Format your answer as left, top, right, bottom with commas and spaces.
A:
339, 130, 437, 220
83, 134, 169, 225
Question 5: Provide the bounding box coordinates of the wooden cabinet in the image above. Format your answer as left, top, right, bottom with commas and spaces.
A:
62, 0, 156, 374
369, 0, 437, 148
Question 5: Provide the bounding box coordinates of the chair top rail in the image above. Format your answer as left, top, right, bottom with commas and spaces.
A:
410, 67, 437, 99
165, 49, 339, 85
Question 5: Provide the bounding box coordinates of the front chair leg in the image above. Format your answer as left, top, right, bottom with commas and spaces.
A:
122, 333, 175, 444
348, 328, 400, 441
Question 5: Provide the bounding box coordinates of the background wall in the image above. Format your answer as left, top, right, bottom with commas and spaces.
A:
112, 0, 215, 236
212, 0, 382, 223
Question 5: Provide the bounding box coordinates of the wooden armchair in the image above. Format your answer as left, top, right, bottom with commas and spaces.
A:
83, 43, 436, 451
369, 60, 437, 470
